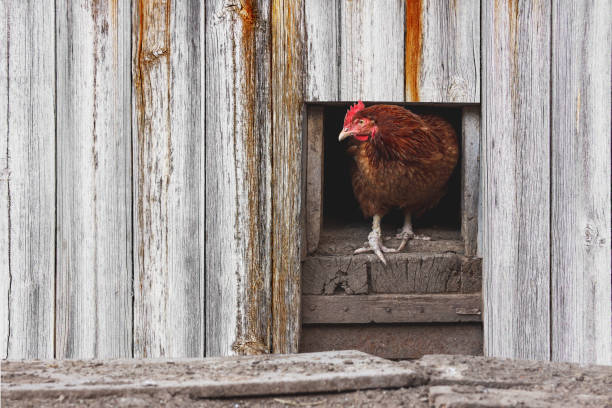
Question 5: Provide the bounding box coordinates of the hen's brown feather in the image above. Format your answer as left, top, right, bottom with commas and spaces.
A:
347, 105, 458, 218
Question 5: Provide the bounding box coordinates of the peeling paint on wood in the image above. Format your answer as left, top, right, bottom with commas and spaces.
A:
270, 0, 305, 354
0, 1, 55, 359
133, 0, 203, 358
56, 0, 131, 359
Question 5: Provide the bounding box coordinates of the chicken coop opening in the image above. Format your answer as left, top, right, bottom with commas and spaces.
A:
307, 103, 464, 257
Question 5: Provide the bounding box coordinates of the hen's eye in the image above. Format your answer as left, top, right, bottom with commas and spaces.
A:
359, 120, 364, 125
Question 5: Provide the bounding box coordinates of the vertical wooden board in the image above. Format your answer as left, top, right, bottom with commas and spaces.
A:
305, 0, 339, 101
133, 0, 204, 358
407, 0, 480, 102
551, 0, 611, 364
0, 1, 55, 359
461, 107, 480, 257
481, 0, 550, 360
56, 0, 132, 359
271, 0, 305, 354
205, 0, 272, 356
306, 107, 324, 255
339, 0, 404, 101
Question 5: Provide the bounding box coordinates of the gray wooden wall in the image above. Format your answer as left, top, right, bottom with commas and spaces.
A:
1, 0, 610, 364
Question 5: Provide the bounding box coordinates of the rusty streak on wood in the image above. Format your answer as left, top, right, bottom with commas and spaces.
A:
271, 0, 304, 354
234, 0, 272, 356
206, 0, 271, 356
405, 0, 422, 102
133, 0, 172, 358
133, 0, 204, 358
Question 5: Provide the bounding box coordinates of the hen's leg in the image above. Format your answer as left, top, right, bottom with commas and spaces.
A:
395, 212, 430, 252
354, 214, 396, 265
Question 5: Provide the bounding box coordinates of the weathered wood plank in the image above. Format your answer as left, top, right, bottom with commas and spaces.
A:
0, 1, 55, 359
406, 0, 480, 102
551, 0, 611, 364
461, 107, 480, 256
370, 253, 462, 294
306, 107, 324, 254
205, 0, 272, 356
133, 0, 204, 357
302, 294, 482, 324
271, 0, 305, 354
316, 224, 464, 256
1, 351, 423, 401
340, 0, 404, 101
56, 0, 131, 359
303, 252, 482, 296
301, 324, 483, 359
481, 0, 551, 360
305, 0, 339, 101
302, 255, 368, 295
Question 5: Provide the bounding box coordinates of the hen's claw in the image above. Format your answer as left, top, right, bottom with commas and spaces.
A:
354, 230, 396, 265
394, 230, 431, 252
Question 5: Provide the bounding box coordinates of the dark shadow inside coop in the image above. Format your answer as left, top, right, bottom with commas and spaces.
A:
320, 103, 462, 244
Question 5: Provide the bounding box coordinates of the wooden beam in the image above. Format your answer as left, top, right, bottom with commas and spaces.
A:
340, 0, 404, 101
306, 107, 324, 255
305, 0, 339, 101
0, 1, 55, 359
133, 0, 204, 357
551, 0, 611, 364
303, 252, 481, 296
461, 107, 480, 256
301, 324, 483, 359
271, 0, 305, 354
302, 294, 482, 324
406, 0, 480, 103
56, 0, 131, 358
205, 0, 273, 356
481, 0, 551, 360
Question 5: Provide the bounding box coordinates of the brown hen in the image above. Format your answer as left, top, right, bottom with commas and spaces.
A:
338, 101, 459, 264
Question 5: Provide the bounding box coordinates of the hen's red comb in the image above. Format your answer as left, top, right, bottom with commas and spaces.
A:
343, 100, 365, 127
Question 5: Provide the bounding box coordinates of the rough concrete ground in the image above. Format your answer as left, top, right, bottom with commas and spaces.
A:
3, 351, 612, 407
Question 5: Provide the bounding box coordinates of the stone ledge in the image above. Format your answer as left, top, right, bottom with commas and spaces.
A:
2, 351, 611, 407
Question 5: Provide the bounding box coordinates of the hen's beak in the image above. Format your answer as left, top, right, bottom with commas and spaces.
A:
338, 129, 352, 142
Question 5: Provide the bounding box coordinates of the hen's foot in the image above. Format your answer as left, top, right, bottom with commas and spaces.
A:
394, 230, 431, 252
354, 230, 397, 265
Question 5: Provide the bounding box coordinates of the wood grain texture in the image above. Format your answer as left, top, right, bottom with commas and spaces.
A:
133, 0, 203, 357
0, 1, 55, 359
301, 324, 483, 359
339, 0, 404, 101
305, 0, 339, 101
407, 0, 480, 102
205, 0, 273, 356
55, 0, 131, 359
302, 294, 482, 324
302, 252, 481, 296
461, 107, 480, 256
481, 0, 550, 360
306, 107, 324, 254
271, 0, 305, 354
551, 0, 611, 364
